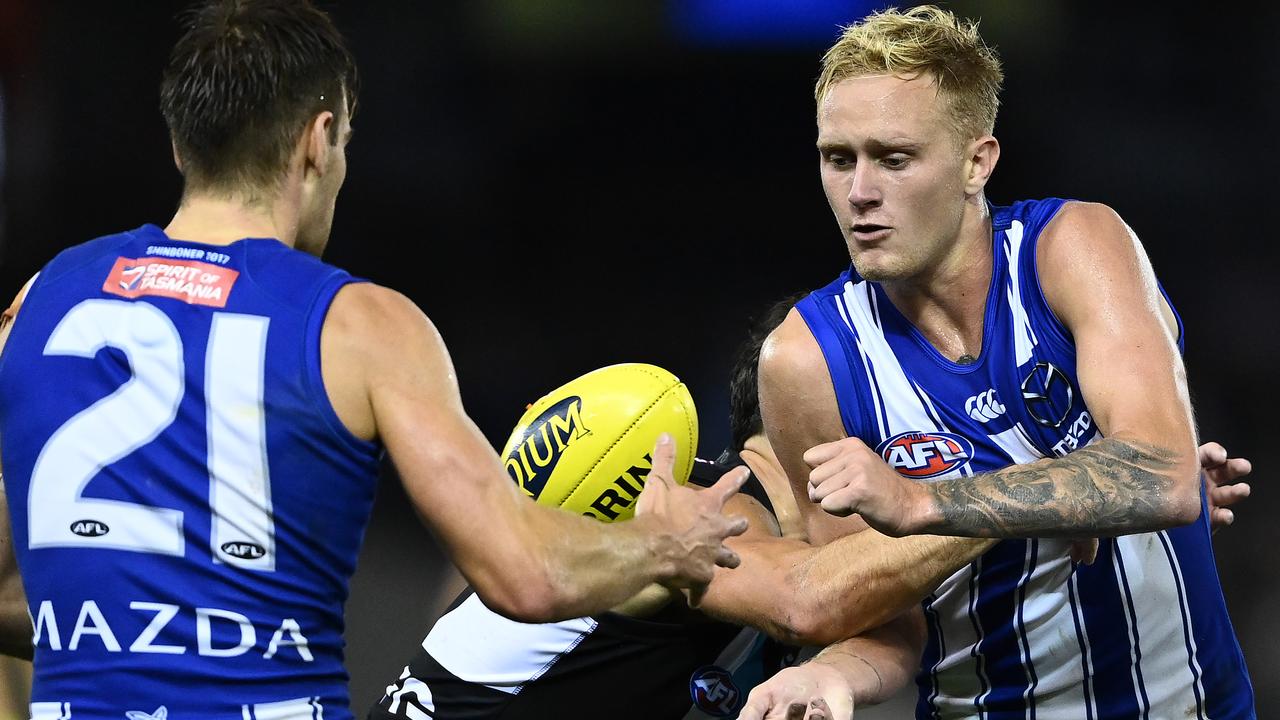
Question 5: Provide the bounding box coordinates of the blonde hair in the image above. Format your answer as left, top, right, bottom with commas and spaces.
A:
816, 5, 1004, 139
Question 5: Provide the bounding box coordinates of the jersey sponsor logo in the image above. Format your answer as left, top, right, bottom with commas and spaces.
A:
1021, 361, 1075, 428
33, 599, 314, 661
126, 706, 168, 720
69, 520, 109, 538
220, 541, 266, 560
689, 665, 741, 717
876, 431, 973, 479
504, 396, 589, 498
965, 389, 1006, 423
102, 257, 239, 308
1051, 410, 1095, 457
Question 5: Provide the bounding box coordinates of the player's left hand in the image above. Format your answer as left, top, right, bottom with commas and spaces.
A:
738, 663, 854, 720
1199, 441, 1252, 533
803, 437, 923, 536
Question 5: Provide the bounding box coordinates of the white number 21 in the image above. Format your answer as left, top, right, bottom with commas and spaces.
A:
28, 299, 276, 571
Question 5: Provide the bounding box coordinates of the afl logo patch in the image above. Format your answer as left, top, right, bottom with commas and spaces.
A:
70, 520, 109, 537
876, 431, 973, 479
689, 665, 741, 717
221, 541, 266, 560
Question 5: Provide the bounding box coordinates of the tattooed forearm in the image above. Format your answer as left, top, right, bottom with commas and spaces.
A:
921, 438, 1193, 537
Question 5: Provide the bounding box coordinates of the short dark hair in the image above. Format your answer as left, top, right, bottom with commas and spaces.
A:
160, 0, 358, 194
728, 292, 809, 450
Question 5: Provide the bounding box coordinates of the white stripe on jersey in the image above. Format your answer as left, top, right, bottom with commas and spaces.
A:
1003, 220, 1039, 366
30, 703, 71, 720
423, 594, 597, 695
987, 425, 1043, 465
836, 298, 889, 439
839, 281, 938, 439
1158, 531, 1209, 719
1113, 533, 1207, 719
926, 562, 987, 719
1015, 540, 1091, 720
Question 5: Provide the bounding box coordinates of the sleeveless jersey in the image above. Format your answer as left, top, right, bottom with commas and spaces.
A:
795, 198, 1254, 720
0, 224, 383, 719
373, 459, 800, 720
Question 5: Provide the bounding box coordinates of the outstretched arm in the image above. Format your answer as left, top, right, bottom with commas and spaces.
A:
322, 284, 748, 623
809, 203, 1201, 538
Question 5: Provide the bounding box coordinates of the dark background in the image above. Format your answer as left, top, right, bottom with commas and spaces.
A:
0, 0, 1274, 715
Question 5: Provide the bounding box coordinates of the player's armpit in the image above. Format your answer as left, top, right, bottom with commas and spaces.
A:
908, 203, 1200, 538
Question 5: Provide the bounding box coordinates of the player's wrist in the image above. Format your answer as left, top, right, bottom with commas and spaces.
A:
902, 482, 942, 536
627, 514, 681, 583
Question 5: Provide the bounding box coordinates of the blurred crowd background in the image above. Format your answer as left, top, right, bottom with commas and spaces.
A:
0, 0, 1275, 716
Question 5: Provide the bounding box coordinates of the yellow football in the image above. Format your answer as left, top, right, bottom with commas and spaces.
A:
501, 363, 698, 522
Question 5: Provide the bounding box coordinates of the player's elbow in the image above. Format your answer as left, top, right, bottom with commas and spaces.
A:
774, 588, 867, 647
471, 568, 564, 624
1166, 464, 1202, 527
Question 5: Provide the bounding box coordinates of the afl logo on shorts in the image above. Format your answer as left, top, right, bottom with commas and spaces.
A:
689, 666, 741, 717
876, 431, 973, 479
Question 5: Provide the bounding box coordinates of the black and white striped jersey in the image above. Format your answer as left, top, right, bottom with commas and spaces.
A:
370, 459, 797, 720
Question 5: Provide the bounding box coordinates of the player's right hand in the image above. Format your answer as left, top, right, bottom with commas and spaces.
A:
636, 433, 749, 605
738, 663, 855, 720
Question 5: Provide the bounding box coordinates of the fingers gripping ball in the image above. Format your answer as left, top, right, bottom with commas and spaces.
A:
501, 363, 698, 522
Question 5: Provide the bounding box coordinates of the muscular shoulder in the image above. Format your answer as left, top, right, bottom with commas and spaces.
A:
322, 283, 453, 441
758, 309, 829, 396
1036, 201, 1158, 326
758, 308, 845, 446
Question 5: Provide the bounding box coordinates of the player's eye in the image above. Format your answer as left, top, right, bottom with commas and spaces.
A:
881, 154, 910, 169
824, 152, 853, 168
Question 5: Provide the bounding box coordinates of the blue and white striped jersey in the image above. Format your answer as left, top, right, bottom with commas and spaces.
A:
0, 224, 382, 719
796, 198, 1254, 720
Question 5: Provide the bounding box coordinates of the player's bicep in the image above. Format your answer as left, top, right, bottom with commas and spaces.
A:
1038, 203, 1197, 478
332, 286, 534, 573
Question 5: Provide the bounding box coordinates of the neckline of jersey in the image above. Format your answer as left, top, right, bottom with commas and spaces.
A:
869, 215, 1004, 376
135, 223, 285, 249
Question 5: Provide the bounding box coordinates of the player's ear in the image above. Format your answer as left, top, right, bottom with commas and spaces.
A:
302, 110, 335, 176
964, 134, 1000, 196
170, 138, 183, 173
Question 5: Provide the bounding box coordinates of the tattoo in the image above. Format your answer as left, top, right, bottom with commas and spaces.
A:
925, 438, 1182, 537
955, 354, 977, 365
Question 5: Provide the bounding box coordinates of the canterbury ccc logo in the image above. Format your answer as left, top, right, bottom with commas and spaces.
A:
504, 396, 589, 498
876, 431, 974, 479
965, 389, 1006, 423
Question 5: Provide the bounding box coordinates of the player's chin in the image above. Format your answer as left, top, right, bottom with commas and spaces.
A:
849, 253, 908, 282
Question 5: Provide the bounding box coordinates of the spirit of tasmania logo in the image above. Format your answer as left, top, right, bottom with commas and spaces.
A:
103, 257, 239, 308
875, 430, 973, 479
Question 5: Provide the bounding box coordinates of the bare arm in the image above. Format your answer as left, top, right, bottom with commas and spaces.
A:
918, 202, 1199, 536
321, 284, 747, 623
808, 203, 1200, 537
704, 310, 990, 645
702, 527, 988, 646
738, 607, 926, 720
